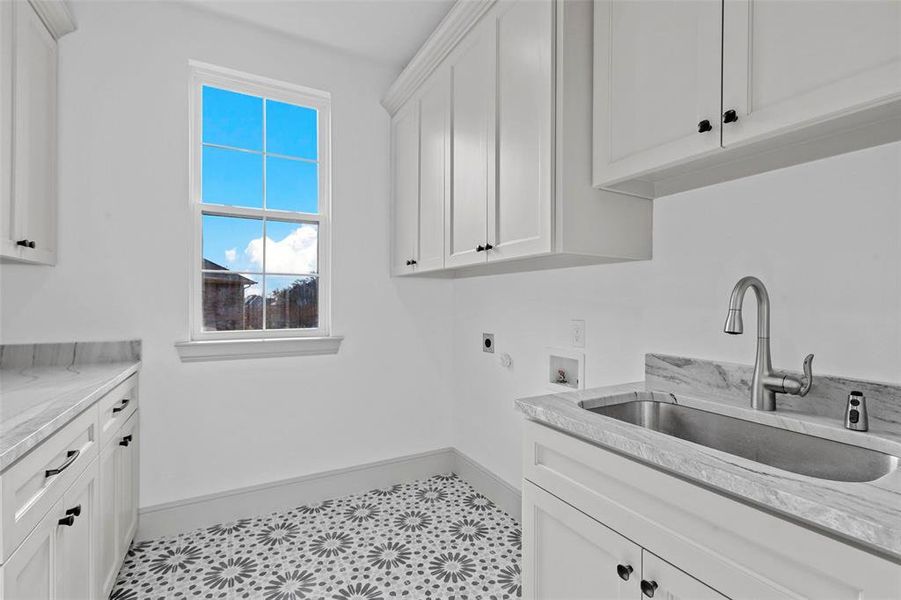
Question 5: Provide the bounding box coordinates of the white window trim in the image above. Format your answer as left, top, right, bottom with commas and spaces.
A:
176, 61, 341, 361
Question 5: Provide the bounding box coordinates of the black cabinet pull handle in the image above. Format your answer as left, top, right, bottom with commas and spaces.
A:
409, 259, 417, 265
46, 449, 80, 478
120, 434, 133, 447
641, 580, 658, 598
476, 245, 485, 252
723, 109, 738, 123
112, 398, 130, 413
404, 259, 411, 266
16, 239, 35, 248
65, 504, 82, 517
697, 119, 712, 133
616, 564, 633, 581
484, 243, 493, 250
58, 514, 76, 527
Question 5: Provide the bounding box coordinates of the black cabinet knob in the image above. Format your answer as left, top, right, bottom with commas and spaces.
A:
476, 245, 485, 252
405, 259, 411, 266
697, 119, 712, 133
409, 259, 417, 265
58, 514, 76, 527
65, 504, 82, 517
484, 243, 493, 250
28, 241, 35, 249
641, 580, 658, 598
616, 564, 633, 581
120, 434, 133, 447
16, 239, 36, 248
723, 109, 738, 123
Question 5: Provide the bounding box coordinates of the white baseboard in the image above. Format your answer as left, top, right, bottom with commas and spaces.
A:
137, 447, 455, 541
451, 449, 522, 521
137, 447, 523, 541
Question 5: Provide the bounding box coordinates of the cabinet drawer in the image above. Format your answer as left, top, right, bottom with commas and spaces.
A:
98, 375, 137, 448
0, 405, 98, 563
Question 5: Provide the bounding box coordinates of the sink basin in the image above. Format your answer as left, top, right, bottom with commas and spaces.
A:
587, 401, 899, 483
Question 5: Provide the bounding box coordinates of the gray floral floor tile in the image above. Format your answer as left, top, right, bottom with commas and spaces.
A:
111, 474, 522, 599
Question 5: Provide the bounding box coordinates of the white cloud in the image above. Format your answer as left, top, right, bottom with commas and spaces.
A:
245, 224, 318, 275
224, 248, 237, 263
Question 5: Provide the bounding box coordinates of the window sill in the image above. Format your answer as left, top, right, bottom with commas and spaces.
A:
174, 336, 343, 362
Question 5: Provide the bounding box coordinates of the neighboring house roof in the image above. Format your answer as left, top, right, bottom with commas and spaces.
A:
202, 259, 257, 285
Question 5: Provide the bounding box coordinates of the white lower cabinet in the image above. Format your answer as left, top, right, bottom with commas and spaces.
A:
523, 480, 640, 599
522, 420, 901, 600
0, 376, 140, 600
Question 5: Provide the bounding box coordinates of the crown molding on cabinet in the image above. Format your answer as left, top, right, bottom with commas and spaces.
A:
381, 0, 497, 115
29, 0, 77, 40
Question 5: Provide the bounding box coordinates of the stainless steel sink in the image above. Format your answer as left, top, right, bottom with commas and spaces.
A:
587, 401, 899, 483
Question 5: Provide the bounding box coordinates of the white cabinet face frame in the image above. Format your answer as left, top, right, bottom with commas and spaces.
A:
490, 0, 554, 261
188, 61, 332, 340
593, 0, 723, 187
0, 2, 13, 259
722, 0, 901, 148
446, 17, 496, 268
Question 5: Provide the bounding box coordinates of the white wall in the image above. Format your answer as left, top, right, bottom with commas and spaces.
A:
452, 142, 901, 489
0, 1, 455, 508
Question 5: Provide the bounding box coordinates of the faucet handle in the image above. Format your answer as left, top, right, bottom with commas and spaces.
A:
799, 354, 814, 396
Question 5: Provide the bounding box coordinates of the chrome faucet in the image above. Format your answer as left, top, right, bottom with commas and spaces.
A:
723, 276, 814, 411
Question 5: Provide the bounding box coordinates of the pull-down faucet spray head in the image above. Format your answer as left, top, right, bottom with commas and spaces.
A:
723, 309, 743, 335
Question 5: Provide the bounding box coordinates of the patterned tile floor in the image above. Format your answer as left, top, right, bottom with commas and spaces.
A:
111, 474, 522, 599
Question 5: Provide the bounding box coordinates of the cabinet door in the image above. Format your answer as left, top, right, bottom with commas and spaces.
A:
446, 18, 495, 268
593, 0, 722, 187
97, 441, 120, 597
56, 460, 99, 600
641, 551, 729, 600
490, 0, 553, 261
116, 413, 139, 552
522, 480, 640, 600
723, 0, 901, 148
11, 0, 57, 265
1, 499, 60, 600
416, 68, 449, 273
0, 1, 13, 260
391, 102, 420, 274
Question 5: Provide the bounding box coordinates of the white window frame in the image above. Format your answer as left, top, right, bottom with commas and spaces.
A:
187, 61, 333, 345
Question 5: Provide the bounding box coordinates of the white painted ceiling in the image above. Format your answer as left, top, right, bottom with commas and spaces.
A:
188, 0, 455, 69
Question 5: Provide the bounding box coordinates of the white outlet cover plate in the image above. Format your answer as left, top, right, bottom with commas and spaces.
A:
570, 320, 585, 348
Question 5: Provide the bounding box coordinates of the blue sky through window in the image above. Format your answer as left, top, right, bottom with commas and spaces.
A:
201, 84, 320, 278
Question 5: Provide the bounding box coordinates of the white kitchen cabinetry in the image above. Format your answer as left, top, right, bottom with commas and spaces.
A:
391, 68, 450, 275
0, 1, 74, 265
522, 420, 901, 599
0, 374, 140, 600
522, 481, 640, 599
594, 0, 901, 198
387, 0, 652, 277
446, 19, 495, 269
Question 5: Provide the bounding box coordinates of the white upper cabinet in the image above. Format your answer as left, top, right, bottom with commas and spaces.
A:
416, 68, 449, 273
0, 1, 74, 266
594, 0, 901, 198
446, 17, 495, 269
491, 0, 553, 261
594, 0, 722, 190
391, 103, 420, 275
722, 0, 901, 147
386, 0, 652, 277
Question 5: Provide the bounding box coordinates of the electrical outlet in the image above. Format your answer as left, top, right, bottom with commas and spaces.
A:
482, 333, 495, 353
571, 320, 585, 348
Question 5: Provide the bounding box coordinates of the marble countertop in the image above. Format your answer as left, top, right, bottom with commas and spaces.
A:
515, 382, 901, 561
0, 361, 140, 470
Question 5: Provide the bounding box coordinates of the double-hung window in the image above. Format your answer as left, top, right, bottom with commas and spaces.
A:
188, 63, 331, 347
